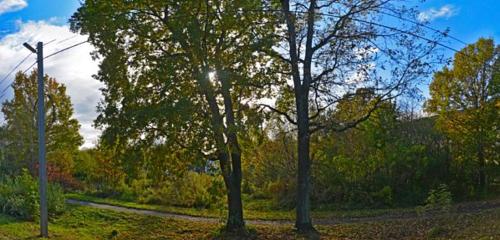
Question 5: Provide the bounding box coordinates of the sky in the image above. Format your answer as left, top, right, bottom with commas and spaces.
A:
0, 0, 499, 148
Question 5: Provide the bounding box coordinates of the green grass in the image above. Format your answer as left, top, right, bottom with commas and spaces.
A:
0, 203, 499, 239
66, 193, 416, 221
0, 205, 219, 239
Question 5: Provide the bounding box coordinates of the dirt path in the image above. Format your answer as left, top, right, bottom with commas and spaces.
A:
67, 199, 500, 226
67, 199, 286, 225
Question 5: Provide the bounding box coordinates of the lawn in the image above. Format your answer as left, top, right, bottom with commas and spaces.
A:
0, 202, 499, 239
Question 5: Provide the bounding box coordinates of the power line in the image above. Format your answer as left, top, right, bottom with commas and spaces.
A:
44, 40, 88, 60
269, 9, 465, 53
375, 9, 468, 46
235, 8, 469, 51
349, 16, 462, 53
1, 40, 88, 101
57, 35, 79, 44
0, 53, 33, 85
0, 38, 59, 86
22, 40, 88, 74
43, 38, 57, 46
0, 8, 471, 99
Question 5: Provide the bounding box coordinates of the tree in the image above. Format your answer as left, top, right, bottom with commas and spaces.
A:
1, 70, 83, 183
426, 38, 500, 193
268, 0, 440, 231
70, 0, 278, 232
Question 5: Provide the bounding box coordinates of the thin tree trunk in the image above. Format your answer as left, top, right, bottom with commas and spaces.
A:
478, 143, 486, 193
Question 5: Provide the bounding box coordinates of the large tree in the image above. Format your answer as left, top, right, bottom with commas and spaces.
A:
71, 0, 278, 231
1, 70, 83, 181
267, 0, 440, 232
426, 38, 500, 193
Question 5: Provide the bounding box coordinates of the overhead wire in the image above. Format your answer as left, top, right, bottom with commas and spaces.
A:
0, 39, 89, 100
0, 38, 60, 89
0, 7, 471, 100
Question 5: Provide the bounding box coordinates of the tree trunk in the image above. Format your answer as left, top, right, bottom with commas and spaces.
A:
478, 144, 486, 194
225, 151, 245, 231
219, 68, 245, 232
295, 94, 314, 232
199, 67, 245, 232
281, 0, 316, 232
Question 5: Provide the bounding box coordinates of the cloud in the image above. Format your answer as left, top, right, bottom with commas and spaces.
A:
418, 4, 458, 22
0, 0, 27, 15
0, 20, 102, 148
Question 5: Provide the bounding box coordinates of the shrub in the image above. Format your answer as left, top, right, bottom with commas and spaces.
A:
0, 169, 39, 220
372, 185, 393, 207
0, 169, 66, 220
425, 184, 452, 208
266, 179, 296, 209
48, 184, 66, 215
417, 184, 453, 215
145, 172, 224, 208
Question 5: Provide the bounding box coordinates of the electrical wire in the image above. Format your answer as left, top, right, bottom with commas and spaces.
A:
0, 40, 89, 101
22, 40, 88, 74
0, 53, 33, 85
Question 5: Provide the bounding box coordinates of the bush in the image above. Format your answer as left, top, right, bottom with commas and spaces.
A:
0, 169, 39, 220
266, 179, 296, 209
425, 184, 452, 208
145, 172, 224, 208
372, 186, 393, 207
417, 184, 453, 215
0, 169, 66, 220
48, 184, 66, 215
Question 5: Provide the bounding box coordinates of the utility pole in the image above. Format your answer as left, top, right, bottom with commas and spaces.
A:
23, 41, 48, 238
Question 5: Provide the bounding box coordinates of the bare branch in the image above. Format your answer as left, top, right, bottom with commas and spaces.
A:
259, 103, 297, 125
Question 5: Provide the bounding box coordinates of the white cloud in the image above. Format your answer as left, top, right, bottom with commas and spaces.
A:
0, 20, 102, 148
418, 4, 458, 22
0, 0, 27, 15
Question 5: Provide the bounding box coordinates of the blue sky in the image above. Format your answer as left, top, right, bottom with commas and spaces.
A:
0, 0, 498, 146
0, 0, 79, 36
417, 0, 500, 57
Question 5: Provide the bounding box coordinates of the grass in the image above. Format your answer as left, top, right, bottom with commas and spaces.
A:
0, 203, 499, 239
66, 192, 416, 221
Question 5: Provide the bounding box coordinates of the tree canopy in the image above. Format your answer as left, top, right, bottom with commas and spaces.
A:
1, 70, 82, 185
426, 38, 500, 193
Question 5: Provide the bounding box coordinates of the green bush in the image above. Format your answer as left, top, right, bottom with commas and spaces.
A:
417, 184, 453, 215
145, 172, 224, 208
425, 184, 452, 208
372, 186, 393, 207
266, 179, 296, 209
0, 169, 66, 220
48, 184, 66, 215
0, 169, 39, 220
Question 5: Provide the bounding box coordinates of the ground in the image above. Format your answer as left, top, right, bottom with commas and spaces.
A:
0, 198, 499, 239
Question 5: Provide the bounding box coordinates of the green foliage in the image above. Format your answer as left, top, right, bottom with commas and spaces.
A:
426, 38, 499, 193
371, 186, 393, 208
48, 184, 67, 215
0, 169, 66, 220
239, 100, 466, 209
144, 172, 224, 208
0, 169, 39, 220
424, 184, 453, 210
0, 71, 83, 186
